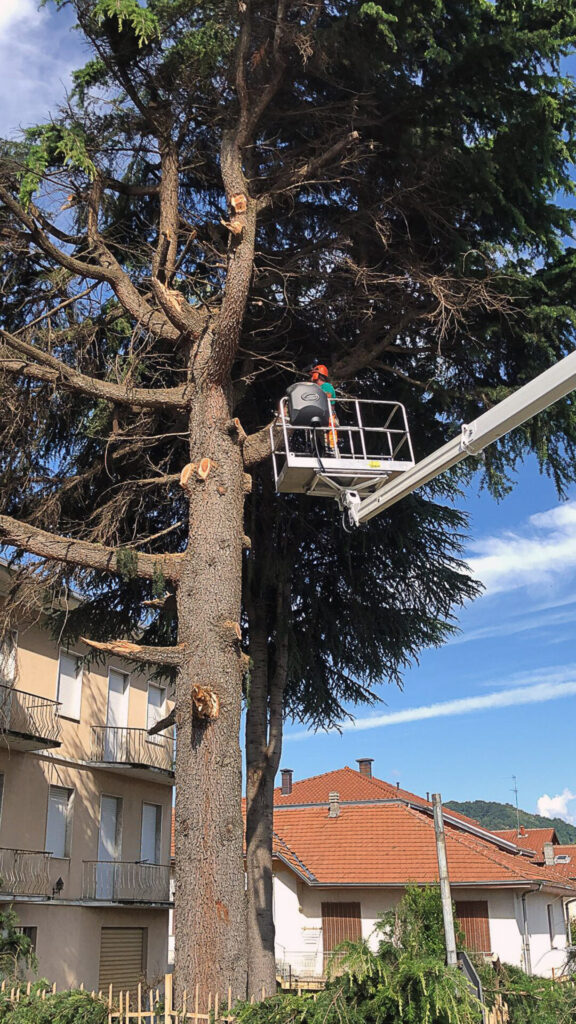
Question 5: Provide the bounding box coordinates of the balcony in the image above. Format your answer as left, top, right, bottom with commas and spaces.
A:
90, 727, 174, 783
82, 860, 171, 904
0, 684, 61, 752
0, 848, 52, 898
275, 950, 346, 990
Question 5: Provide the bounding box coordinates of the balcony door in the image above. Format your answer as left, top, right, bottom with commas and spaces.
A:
105, 669, 129, 761
96, 795, 122, 899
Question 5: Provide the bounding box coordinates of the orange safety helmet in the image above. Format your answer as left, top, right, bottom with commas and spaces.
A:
310, 363, 329, 381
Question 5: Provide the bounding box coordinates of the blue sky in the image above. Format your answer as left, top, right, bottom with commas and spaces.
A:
2, 3, 576, 824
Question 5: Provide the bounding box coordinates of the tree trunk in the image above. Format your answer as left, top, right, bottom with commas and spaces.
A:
245, 564, 290, 997
175, 385, 247, 1001
245, 611, 277, 998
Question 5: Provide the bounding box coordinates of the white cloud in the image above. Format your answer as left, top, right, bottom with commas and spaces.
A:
287, 678, 576, 740
537, 788, 576, 823
467, 500, 576, 596
449, 604, 576, 646
0, 3, 83, 137
0, 0, 37, 34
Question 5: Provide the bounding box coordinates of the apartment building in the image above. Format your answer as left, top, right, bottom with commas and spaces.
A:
0, 580, 174, 992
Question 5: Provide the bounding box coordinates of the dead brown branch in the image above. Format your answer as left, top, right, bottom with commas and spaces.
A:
0, 515, 182, 582
80, 637, 186, 666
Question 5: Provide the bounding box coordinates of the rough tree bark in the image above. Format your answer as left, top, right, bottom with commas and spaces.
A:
175, 385, 248, 999
245, 544, 290, 997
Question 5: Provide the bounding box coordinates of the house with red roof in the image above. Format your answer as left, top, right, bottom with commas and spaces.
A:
492, 827, 576, 887
270, 762, 576, 981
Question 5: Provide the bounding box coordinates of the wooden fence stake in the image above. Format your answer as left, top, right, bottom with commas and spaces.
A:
165, 971, 173, 1024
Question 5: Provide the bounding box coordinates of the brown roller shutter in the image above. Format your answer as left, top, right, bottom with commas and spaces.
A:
455, 901, 491, 953
98, 927, 146, 995
322, 902, 362, 971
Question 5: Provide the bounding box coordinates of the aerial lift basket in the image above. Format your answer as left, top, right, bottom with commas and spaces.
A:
270, 394, 415, 501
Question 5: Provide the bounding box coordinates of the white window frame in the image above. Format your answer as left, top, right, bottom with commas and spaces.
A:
140, 802, 162, 864
98, 793, 123, 861
146, 683, 166, 743
45, 785, 74, 859
0, 630, 18, 685
56, 650, 83, 721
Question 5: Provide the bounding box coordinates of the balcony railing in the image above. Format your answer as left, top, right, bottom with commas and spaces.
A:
0, 848, 52, 897
276, 950, 347, 986
91, 726, 174, 775
82, 860, 171, 903
0, 684, 61, 750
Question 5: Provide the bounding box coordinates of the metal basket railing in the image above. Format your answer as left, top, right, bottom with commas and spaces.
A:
91, 726, 174, 773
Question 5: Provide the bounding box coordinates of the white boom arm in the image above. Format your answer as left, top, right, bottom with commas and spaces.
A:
349, 348, 576, 526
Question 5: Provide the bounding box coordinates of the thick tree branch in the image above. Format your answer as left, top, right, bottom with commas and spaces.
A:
0, 515, 182, 582
153, 141, 180, 284
104, 177, 160, 197
243, 421, 280, 468
147, 707, 176, 735
0, 185, 180, 342
0, 329, 189, 409
267, 130, 360, 200
80, 637, 186, 666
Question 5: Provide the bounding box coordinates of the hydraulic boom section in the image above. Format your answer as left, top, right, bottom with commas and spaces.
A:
346, 348, 576, 527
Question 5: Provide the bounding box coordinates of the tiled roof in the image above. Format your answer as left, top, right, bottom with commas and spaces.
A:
493, 828, 558, 858
271, 800, 576, 891
542, 844, 576, 878
275, 767, 499, 834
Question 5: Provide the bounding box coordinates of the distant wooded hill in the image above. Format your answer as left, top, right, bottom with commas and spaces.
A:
445, 800, 576, 845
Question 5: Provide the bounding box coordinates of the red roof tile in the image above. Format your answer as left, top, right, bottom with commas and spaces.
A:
493, 828, 558, 858
275, 767, 492, 833
272, 801, 576, 890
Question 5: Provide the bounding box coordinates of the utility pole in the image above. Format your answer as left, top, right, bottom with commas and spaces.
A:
432, 793, 458, 966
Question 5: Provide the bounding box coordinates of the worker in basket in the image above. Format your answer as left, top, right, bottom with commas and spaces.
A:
309, 363, 339, 454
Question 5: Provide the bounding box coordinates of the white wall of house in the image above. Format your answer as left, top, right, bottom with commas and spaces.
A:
525, 892, 569, 977
272, 868, 571, 979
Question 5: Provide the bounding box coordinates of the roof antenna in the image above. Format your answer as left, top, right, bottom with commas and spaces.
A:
511, 775, 521, 836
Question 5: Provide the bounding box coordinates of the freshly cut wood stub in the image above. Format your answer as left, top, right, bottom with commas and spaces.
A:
221, 619, 242, 643
196, 457, 215, 480
231, 193, 247, 214
179, 463, 196, 491
191, 684, 220, 720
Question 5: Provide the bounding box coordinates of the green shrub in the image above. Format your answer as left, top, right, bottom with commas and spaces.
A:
0, 905, 37, 980
236, 885, 481, 1024
0, 986, 108, 1024
476, 961, 576, 1024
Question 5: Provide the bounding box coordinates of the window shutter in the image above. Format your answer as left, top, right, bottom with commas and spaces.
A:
46, 786, 72, 858
57, 652, 82, 719
98, 927, 146, 995
322, 902, 362, 971
455, 901, 491, 953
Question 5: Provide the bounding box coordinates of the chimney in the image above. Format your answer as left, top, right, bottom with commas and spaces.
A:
543, 842, 555, 866
520, 825, 526, 837
280, 769, 293, 796
356, 758, 374, 778
328, 792, 340, 818
396, 781, 400, 789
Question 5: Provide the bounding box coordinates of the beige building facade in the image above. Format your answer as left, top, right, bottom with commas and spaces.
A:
0, 602, 174, 992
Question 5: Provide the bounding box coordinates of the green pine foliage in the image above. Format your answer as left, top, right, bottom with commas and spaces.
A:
0, 906, 37, 981
445, 801, 576, 844
476, 961, 576, 1024
0, 986, 108, 1024
235, 886, 480, 1024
